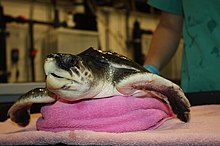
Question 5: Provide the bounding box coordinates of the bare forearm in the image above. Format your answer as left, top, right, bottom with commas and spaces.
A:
144, 12, 183, 71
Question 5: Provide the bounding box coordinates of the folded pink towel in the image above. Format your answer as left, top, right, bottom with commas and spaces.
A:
36, 96, 173, 132
1, 105, 220, 145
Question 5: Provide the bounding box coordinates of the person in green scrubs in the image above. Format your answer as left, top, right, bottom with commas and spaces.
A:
144, 0, 220, 93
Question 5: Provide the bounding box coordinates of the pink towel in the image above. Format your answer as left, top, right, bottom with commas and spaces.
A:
36, 96, 173, 132
1, 105, 220, 145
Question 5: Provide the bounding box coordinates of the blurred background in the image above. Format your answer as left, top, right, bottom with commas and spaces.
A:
0, 0, 183, 83
0, 0, 183, 102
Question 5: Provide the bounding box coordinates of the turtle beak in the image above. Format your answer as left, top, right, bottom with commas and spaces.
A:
44, 53, 82, 78
44, 56, 56, 76
44, 54, 61, 76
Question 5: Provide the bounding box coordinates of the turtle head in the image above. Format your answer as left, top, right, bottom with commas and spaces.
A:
44, 50, 106, 101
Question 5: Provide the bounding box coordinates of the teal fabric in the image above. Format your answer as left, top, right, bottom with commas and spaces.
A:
148, 0, 220, 93
147, 0, 183, 16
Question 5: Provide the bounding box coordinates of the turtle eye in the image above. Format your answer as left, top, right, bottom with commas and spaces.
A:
62, 55, 76, 65
94, 56, 108, 64
55, 54, 81, 71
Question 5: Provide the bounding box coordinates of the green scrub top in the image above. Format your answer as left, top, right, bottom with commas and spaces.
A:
148, 0, 220, 93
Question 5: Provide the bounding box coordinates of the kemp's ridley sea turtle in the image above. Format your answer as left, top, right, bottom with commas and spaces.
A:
8, 47, 190, 127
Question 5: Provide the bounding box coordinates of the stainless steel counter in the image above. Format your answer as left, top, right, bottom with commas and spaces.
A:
0, 82, 45, 102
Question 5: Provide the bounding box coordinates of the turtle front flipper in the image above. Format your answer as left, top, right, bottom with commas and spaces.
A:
8, 88, 56, 127
116, 72, 191, 122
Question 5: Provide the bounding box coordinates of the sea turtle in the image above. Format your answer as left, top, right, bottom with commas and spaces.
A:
8, 47, 190, 127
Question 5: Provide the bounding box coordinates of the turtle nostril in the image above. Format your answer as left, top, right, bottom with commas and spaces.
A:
47, 53, 61, 59
47, 54, 55, 58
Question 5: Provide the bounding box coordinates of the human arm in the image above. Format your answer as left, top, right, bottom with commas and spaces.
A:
144, 12, 183, 72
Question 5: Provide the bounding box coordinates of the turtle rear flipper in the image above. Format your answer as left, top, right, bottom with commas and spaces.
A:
9, 105, 31, 127
0, 103, 13, 122
116, 72, 191, 122
8, 88, 56, 127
